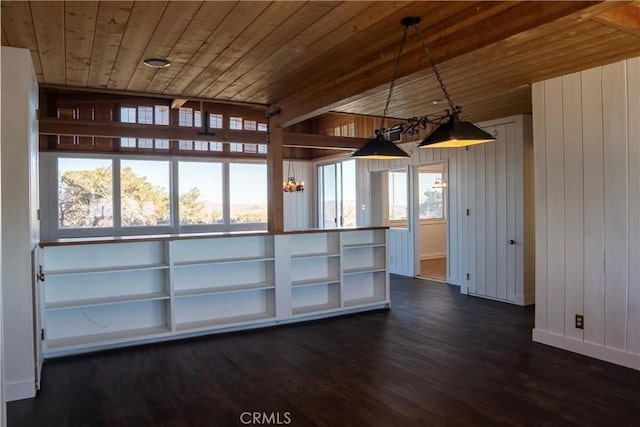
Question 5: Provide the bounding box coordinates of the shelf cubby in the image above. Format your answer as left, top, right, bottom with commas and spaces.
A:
174, 289, 275, 332
342, 271, 387, 307
291, 282, 340, 316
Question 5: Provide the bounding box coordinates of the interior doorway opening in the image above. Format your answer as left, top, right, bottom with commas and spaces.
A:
414, 162, 448, 282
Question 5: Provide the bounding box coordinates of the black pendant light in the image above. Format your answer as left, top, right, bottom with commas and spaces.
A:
419, 109, 496, 148
352, 19, 412, 159
407, 17, 495, 148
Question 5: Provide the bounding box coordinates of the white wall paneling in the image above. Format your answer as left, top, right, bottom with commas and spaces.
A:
532, 56, 640, 370
1, 47, 40, 402
357, 115, 534, 306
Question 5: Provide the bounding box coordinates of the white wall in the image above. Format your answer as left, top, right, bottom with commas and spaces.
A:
1, 47, 39, 400
357, 115, 534, 306
532, 57, 640, 370
419, 221, 446, 259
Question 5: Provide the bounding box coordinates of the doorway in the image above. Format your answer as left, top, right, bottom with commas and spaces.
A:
414, 163, 448, 282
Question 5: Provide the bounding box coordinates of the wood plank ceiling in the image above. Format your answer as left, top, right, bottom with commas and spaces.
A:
2, 1, 639, 128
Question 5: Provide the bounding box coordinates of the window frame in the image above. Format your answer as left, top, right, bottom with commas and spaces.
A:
387, 167, 410, 229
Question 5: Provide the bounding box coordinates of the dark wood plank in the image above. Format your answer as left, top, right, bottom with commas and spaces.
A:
8, 276, 640, 426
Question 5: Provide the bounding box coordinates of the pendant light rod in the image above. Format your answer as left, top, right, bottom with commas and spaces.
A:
408, 18, 456, 113
379, 20, 410, 133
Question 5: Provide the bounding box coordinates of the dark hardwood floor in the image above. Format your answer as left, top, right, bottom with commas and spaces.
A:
8, 276, 640, 427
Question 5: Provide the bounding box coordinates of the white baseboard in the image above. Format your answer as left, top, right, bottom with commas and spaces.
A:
6, 379, 35, 402
532, 329, 640, 371
390, 267, 413, 277
515, 293, 535, 306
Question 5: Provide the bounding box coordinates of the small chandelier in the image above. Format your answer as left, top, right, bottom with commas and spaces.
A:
432, 177, 447, 189
283, 161, 304, 193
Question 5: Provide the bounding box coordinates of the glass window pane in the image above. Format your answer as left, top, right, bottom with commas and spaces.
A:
322, 164, 337, 228
120, 107, 136, 123
120, 137, 136, 148
229, 163, 267, 224
194, 111, 201, 128
179, 107, 192, 127
342, 159, 356, 227
179, 162, 223, 225
58, 158, 113, 228
154, 105, 169, 125
210, 114, 223, 129
155, 139, 169, 150
257, 123, 267, 132
138, 138, 153, 149
121, 160, 170, 226
138, 106, 153, 124
388, 170, 407, 222
230, 143, 243, 152
419, 172, 445, 219
230, 117, 243, 130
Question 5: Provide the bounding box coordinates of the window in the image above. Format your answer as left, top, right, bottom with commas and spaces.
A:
244, 120, 257, 131
58, 158, 113, 228
120, 160, 170, 226
229, 163, 267, 223
179, 107, 193, 127
155, 105, 169, 125
194, 111, 201, 128
318, 159, 356, 228
229, 117, 243, 130
138, 106, 153, 124
257, 123, 267, 132
209, 113, 223, 129
120, 137, 136, 148
258, 145, 267, 154
230, 143, 243, 152
120, 138, 170, 150
179, 162, 223, 225
48, 155, 269, 239
418, 170, 445, 220
388, 169, 408, 225
120, 107, 136, 123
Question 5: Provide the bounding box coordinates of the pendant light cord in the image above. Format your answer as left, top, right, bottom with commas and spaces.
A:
380, 24, 409, 133
411, 24, 456, 114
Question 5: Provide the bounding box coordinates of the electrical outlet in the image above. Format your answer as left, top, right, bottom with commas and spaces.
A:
575, 314, 584, 329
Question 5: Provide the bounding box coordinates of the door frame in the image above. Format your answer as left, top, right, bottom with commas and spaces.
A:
412, 160, 450, 281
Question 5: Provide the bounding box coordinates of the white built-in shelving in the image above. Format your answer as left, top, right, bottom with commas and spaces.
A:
39, 228, 389, 357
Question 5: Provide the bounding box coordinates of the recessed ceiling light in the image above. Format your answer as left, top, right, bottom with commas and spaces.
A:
143, 58, 171, 68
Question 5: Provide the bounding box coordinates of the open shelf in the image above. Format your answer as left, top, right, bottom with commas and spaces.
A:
174, 256, 274, 268
175, 312, 275, 332
45, 263, 169, 277
343, 266, 386, 275
46, 292, 169, 310
343, 242, 386, 249
291, 252, 340, 260
175, 282, 274, 297
46, 325, 171, 350
291, 277, 340, 288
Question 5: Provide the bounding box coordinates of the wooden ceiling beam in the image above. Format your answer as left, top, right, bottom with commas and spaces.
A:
170, 99, 189, 109
38, 118, 367, 151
